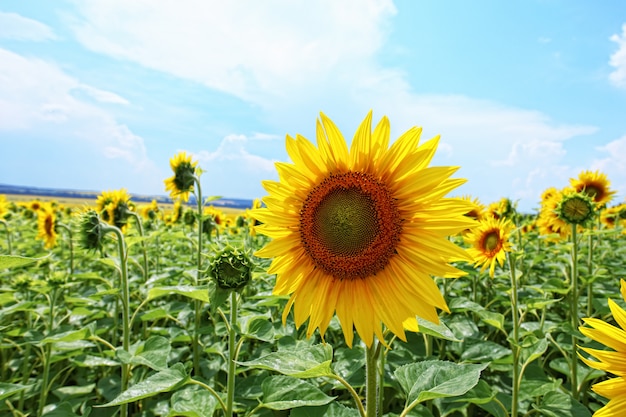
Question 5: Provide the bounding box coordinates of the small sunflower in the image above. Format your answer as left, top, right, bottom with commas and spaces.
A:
164, 151, 198, 202
579, 279, 626, 416
37, 203, 58, 249
537, 188, 570, 241
464, 217, 514, 277
487, 197, 516, 220
459, 195, 485, 222
96, 189, 133, 232
601, 204, 626, 229
252, 111, 475, 347
0, 194, 9, 219
570, 170, 616, 207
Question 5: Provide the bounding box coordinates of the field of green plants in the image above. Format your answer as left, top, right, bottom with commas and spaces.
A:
1, 173, 626, 417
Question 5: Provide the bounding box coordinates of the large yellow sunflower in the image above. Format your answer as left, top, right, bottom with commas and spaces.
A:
37, 203, 57, 249
464, 217, 514, 277
570, 170, 616, 207
164, 151, 198, 202
252, 111, 476, 347
579, 279, 626, 417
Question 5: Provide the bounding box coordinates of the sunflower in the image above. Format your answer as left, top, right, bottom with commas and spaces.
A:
464, 217, 514, 277
0, 194, 9, 219
570, 170, 616, 207
96, 189, 133, 233
164, 151, 198, 202
37, 203, 57, 249
459, 195, 485, 222
579, 279, 626, 416
252, 111, 475, 347
601, 204, 626, 230
537, 188, 570, 241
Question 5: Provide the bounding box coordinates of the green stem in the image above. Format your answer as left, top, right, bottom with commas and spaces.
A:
326, 374, 366, 417
570, 224, 579, 400
365, 341, 379, 417
226, 291, 238, 417
188, 378, 227, 412
0, 219, 11, 255
57, 223, 74, 275
103, 224, 130, 417
37, 288, 57, 417
586, 232, 593, 317
507, 252, 520, 417
193, 176, 204, 377
130, 212, 149, 281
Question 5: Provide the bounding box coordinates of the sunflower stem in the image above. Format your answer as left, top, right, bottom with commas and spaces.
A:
226, 291, 238, 417
586, 232, 593, 317
365, 341, 379, 417
129, 212, 149, 281
37, 287, 58, 417
102, 224, 131, 417
570, 224, 579, 400
0, 219, 12, 255
56, 223, 74, 275
507, 252, 520, 417
193, 175, 204, 377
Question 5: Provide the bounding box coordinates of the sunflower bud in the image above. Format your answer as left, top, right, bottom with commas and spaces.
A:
77, 209, 106, 252
208, 245, 253, 291
556, 192, 595, 226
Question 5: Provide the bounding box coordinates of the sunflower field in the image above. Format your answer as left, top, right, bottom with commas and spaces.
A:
1, 113, 626, 417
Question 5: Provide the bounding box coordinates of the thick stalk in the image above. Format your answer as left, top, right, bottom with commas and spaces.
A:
507, 253, 520, 417
104, 225, 130, 417
226, 291, 238, 417
570, 224, 579, 400
57, 223, 74, 275
37, 288, 57, 417
0, 220, 11, 254
130, 212, 148, 281
365, 341, 379, 417
193, 176, 204, 376
586, 233, 593, 317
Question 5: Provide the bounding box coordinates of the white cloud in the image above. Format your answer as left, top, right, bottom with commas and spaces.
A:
0, 11, 57, 41
0, 47, 157, 187
74, 84, 130, 105
591, 135, 626, 202
609, 23, 626, 88
196, 134, 277, 173
67, 0, 396, 104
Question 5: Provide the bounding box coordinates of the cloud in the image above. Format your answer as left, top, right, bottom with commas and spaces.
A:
73, 84, 130, 105
591, 135, 626, 202
609, 23, 626, 88
0, 11, 57, 41
196, 134, 277, 173
67, 0, 396, 104
0, 47, 157, 189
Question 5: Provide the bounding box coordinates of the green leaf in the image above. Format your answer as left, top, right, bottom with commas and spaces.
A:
460, 341, 511, 362
394, 360, 488, 405
98, 363, 189, 407
531, 391, 592, 417
476, 310, 505, 331
520, 336, 548, 367
72, 355, 119, 368
41, 326, 93, 344
238, 344, 334, 378
260, 375, 336, 410
291, 402, 361, 417
147, 285, 210, 303
417, 317, 462, 342
42, 402, 81, 417
168, 386, 219, 417
0, 382, 30, 401
116, 336, 171, 371
0, 254, 47, 269
241, 315, 275, 342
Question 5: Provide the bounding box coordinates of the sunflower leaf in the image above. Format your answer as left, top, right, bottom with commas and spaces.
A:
394, 360, 488, 405
0, 254, 47, 269
147, 285, 210, 303
260, 375, 336, 410
0, 382, 31, 401
237, 344, 334, 378
168, 385, 219, 417
531, 391, 592, 417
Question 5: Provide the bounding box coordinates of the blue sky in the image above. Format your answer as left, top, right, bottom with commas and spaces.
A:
1, 0, 625, 213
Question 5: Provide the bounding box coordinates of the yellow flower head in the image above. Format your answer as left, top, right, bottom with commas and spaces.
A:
601, 204, 626, 229
459, 195, 485, 222
96, 189, 133, 233
0, 194, 9, 219
164, 151, 198, 202
464, 217, 514, 277
579, 279, 626, 417
252, 111, 475, 347
37, 203, 58, 249
570, 170, 616, 207
537, 188, 570, 240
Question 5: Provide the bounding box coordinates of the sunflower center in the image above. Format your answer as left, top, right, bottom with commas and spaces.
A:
483, 231, 500, 252
582, 184, 602, 202
44, 216, 54, 235
300, 172, 402, 281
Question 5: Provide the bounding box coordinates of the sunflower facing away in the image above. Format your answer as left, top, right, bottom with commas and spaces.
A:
579, 279, 626, 417
37, 203, 58, 249
96, 189, 133, 233
464, 217, 514, 277
570, 170, 616, 207
252, 111, 476, 347
164, 151, 198, 202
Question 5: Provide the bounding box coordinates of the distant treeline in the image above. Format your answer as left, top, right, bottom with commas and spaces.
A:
0, 183, 254, 209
